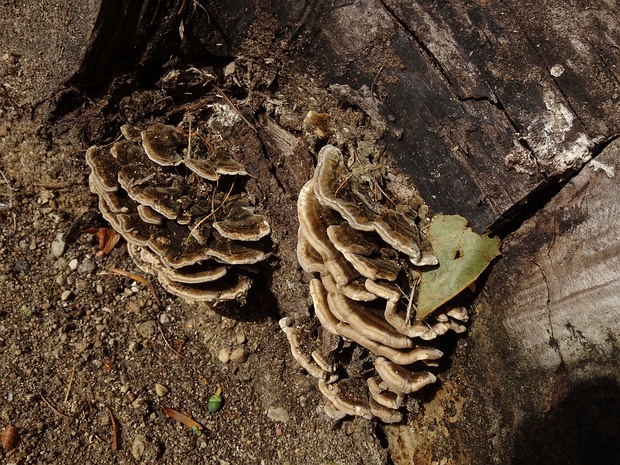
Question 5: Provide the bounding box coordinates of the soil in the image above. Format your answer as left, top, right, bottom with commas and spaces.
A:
0, 4, 404, 465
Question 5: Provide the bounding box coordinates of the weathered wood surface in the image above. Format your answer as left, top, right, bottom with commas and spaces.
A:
252, 0, 620, 232
384, 140, 620, 464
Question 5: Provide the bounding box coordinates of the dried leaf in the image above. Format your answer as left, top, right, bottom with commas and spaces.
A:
161, 406, 202, 430
417, 215, 500, 318
83, 228, 122, 256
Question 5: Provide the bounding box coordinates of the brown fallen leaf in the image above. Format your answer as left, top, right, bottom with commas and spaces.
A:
161, 406, 203, 431
82, 228, 122, 257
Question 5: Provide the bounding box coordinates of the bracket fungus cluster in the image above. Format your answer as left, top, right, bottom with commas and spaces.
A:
87, 122, 270, 302
283, 145, 472, 423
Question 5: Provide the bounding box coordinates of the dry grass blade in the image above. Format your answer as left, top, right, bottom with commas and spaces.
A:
0, 169, 13, 211
64, 365, 75, 403
39, 391, 73, 419
190, 180, 235, 239
107, 267, 163, 308
212, 83, 257, 132
157, 322, 188, 360
161, 406, 203, 430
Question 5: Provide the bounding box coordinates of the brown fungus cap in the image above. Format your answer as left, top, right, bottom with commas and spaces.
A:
140, 123, 186, 166
87, 121, 270, 304
374, 356, 438, 395
313, 145, 437, 266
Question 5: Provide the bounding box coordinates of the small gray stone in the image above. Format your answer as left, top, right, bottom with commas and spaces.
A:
51, 234, 66, 258
68, 258, 79, 270
77, 257, 95, 273
137, 320, 158, 338
61, 290, 73, 301
55, 273, 67, 286
267, 406, 290, 423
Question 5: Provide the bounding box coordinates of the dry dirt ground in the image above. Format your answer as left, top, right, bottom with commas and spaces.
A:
0, 5, 411, 465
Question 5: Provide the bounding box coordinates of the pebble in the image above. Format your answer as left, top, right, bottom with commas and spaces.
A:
55, 274, 67, 286
75, 280, 88, 292
230, 347, 247, 363
236, 332, 246, 344
267, 406, 290, 423
155, 383, 169, 397
159, 313, 170, 324
120, 384, 130, 394
96, 283, 103, 294
131, 435, 147, 459
68, 258, 79, 270
61, 290, 72, 301
51, 234, 66, 258
137, 320, 158, 338
13, 258, 29, 273
78, 257, 95, 273
218, 348, 231, 364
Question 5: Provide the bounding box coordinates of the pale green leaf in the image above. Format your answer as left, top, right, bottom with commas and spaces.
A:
417, 215, 500, 319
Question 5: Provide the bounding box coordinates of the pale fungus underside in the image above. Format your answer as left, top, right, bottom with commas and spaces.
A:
87, 122, 270, 303
285, 144, 497, 423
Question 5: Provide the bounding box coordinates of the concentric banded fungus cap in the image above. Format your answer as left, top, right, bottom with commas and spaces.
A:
318, 379, 373, 420
213, 201, 271, 241
141, 123, 187, 166
87, 121, 271, 303
374, 356, 437, 394
313, 145, 437, 266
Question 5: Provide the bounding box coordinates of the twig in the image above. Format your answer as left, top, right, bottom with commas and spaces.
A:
64, 365, 75, 404
211, 84, 257, 133
405, 275, 420, 325
107, 268, 163, 308
190, 180, 235, 238
157, 322, 188, 360
370, 65, 385, 98
39, 391, 73, 419
107, 406, 119, 451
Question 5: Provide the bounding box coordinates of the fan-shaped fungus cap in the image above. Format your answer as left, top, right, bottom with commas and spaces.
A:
213, 202, 270, 241
279, 318, 337, 382
322, 275, 414, 350
158, 273, 252, 302
86, 146, 119, 193
296, 227, 326, 274
87, 121, 270, 305
318, 379, 373, 420
141, 123, 187, 166
313, 145, 437, 266
374, 356, 437, 394
370, 399, 403, 423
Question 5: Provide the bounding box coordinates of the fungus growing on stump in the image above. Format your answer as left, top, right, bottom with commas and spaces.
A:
87, 122, 270, 303
283, 144, 475, 423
